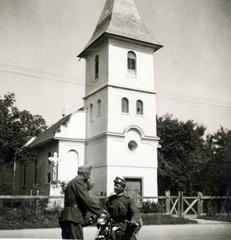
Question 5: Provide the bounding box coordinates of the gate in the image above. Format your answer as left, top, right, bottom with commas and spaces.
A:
165, 191, 204, 217
182, 192, 204, 217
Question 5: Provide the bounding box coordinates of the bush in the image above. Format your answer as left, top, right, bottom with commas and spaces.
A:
0, 206, 60, 229
45, 199, 64, 214
139, 201, 164, 213
206, 201, 218, 217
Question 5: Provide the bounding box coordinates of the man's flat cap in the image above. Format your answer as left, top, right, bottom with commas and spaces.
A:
78, 165, 92, 173
114, 176, 126, 187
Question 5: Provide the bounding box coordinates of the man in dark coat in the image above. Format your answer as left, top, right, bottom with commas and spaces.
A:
59, 165, 102, 239
106, 177, 142, 240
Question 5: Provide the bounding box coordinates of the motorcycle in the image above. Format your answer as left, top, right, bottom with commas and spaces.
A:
95, 211, 140, 240
95, 211, 112, 240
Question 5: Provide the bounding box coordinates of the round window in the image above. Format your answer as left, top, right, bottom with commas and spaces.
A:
128, 140, 138, 151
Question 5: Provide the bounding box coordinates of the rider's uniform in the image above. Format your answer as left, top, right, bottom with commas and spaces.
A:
106, 193, 141, 240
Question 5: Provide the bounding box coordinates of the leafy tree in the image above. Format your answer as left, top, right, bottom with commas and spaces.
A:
157, 114, 207, 195
203, 127, 231, 195
0, 93, 47, 165
157, 114, 231, 196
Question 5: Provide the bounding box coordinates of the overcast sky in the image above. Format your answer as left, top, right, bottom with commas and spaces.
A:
0, 0, 231, 133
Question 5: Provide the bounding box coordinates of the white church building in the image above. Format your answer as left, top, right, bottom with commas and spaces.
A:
26, 0, 162, 198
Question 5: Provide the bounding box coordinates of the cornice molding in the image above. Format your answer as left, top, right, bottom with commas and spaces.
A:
84, 84, 156, 100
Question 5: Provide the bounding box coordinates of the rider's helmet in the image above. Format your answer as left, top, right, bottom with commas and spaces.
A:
113, 176, 126, 188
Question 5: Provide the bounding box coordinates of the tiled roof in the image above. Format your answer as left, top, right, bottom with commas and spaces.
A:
27, 114, 72, 148
78, 0, 162, 57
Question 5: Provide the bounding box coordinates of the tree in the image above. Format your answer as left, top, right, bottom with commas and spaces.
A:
157, 114, 207, 195
157, 114, 231, 196
203, 127, 231, 195
0, 93, 47, 165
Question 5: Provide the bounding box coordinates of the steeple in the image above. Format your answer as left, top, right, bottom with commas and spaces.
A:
78, 0, 162, 57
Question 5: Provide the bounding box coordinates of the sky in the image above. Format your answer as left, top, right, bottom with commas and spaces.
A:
0, 0, 231, 134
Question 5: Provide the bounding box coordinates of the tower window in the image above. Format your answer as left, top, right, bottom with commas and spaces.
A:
47, 173, 51, 184
122, 98, 129, 113
95, 55, 99, 79
136, 100, 143, 115
97, 99, 101, 116
90, 103, 94, 119
127, 51, 136, 74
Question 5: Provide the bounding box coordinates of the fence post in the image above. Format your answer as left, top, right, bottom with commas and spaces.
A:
198, 192, 203, 217
0, 199, 2, 214
35, 190, 39, 216
165, 191, 171, 214
178, 191, 184, 218
30, 189, 33, 209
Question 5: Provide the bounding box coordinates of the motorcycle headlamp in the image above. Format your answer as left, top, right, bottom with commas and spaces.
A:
97, 213, 108, 225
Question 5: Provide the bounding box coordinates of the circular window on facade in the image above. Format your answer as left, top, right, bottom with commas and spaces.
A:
128, 140, 138, 151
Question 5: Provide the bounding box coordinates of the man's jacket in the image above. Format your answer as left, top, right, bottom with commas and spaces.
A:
59, 176, 102, 225
106, 194, 141, 231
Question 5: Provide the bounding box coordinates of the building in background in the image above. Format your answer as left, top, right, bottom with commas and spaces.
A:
23, 0, 162, 197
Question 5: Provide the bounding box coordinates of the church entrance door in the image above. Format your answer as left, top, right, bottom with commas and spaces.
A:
124, 178, 142, 199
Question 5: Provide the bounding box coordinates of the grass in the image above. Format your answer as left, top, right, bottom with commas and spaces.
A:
198, 214, 231, 222
142, 213, 197, 225
0, 209, 197, 229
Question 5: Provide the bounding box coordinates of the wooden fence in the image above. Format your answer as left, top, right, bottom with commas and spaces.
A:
0, 191, 230, 218
164, 191, 231, 217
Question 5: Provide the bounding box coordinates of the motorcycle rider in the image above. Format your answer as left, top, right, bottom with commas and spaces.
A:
105, 177, 142, 240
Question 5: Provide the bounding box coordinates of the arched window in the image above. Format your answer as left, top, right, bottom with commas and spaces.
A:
127, 51, 136, 74
97, 99, 101, 116
90, 103, 93, 119
122, 98, 129, 113
66, 150, 79, 182
95, 55, 99, 79
136, 100, 143, 115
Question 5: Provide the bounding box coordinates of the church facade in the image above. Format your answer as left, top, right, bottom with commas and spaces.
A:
25, 0, 162, 198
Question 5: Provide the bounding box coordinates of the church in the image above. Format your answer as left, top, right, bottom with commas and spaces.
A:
25, 0, 162, 198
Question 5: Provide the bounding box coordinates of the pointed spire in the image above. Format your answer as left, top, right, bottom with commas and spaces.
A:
78, 0, 162, 57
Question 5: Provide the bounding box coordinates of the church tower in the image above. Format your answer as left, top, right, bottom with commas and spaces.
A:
78, 0, 162, 197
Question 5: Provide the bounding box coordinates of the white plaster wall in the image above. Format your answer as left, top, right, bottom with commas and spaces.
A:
55, 110, 86, 139
85, 41, 108, 96
86, 131, 158, 197
90, 166, 107, 196
107, 134, 158, 168
52, 111, 86, 183
108, 39, 155, 92
58, 140, 85, 183
86, 137, 107, 167
85, 137, 108, 196
84, 88, 108, 139
106, 131, 158, 197
107, 87, 157, 136
107, 166, 158, 197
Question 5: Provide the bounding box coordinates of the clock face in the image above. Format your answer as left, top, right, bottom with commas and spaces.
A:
128, 140, 138, 151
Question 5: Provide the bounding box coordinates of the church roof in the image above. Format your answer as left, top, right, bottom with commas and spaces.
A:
27, 114, 72, 148
78, 0, 162, 57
